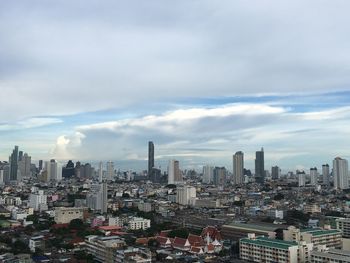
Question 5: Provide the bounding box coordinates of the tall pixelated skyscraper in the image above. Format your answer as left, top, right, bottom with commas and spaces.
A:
255, 147, 265, 184
148, 141, 154, 177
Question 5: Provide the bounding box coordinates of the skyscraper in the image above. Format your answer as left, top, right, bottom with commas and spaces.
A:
255, 147, 265, 184
333, 157, 349, 190
148, 141, 154, 177
213, 167, 226, 186
98, 161, 103, 182
101, 181, 108, 214
271, 166, 281, 180
203, 165, 214, 184
297, 170, 306, 187
310, 167, 318, 186
322, 164, 330, 186
233, 151, 244, 185
106, 161, 114, 181
19, 153, 31, 178
9, 146, 19, 181
168, 160, 181, 184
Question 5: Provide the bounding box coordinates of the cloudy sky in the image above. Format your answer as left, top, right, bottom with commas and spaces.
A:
1, 0, 350, 172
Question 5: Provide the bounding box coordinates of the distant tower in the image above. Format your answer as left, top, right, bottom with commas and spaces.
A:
100, 181, 108, 214
297, 170, 306, 187
148, 141, 154, 177
310, 167, 318, 186
233, 151, 244, 185
98, 161, 103, 182
203, 165, 214, 184
322, 164, 330, 186
106, 161, 114, 181
9, 146, 19, 181
168, 160, 182, 184
271, 166, 281, 180
255, 147, 265, 184
333, 157, 349, 190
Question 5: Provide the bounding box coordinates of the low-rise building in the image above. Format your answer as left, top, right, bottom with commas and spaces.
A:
128, 217, 150, 230
335, 217, 350, 238
85, 235, 126, 263
311, 248, 350, 263
54, 207, 85, 224
240, 234, 300, 263
115, 247, 152, 263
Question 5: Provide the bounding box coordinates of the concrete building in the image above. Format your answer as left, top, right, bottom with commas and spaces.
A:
44, 159, 62, 181
106, 161, 114, 181
213, 167, 226, 186
115, 247, 152, 263
128, 217, 151, 230
29, 236, 45, 252
322, 164, 330, 186
311, 248, 350, 263
85, 235, 125, 263
310, 167, 318, 186
29, 190, 47, 211
18, 153, 31, 178
176, 185, 196, 206
240, 234, 300, 263
271, 166, 281, 180
284, 226, 342, 249
148, 141, 154, 178
202, 165, 214, 184
335, 218, 350, 238
9, 146, 19, 182
333, 157, 349, 190
98, 161, 103, 182
54, 207, 85, 224
233, 151, 244, 185
168, 159, 182, 184
298, 170, 306, 187
255, 148, 265, 184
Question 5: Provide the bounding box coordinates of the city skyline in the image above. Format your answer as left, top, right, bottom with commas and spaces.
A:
2, 1, 350, 170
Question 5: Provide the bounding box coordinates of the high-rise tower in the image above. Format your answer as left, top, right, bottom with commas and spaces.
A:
233, 151, 244, 185
333, 157, 349, 190
9, 146, 19, 181
148, 141, 154, 177
255, 147, 265, 184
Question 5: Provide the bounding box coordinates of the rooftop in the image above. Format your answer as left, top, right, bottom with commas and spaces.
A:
241, 236, 298, 250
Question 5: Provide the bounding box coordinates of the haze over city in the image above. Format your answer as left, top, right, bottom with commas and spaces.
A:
2, 1, 350, 171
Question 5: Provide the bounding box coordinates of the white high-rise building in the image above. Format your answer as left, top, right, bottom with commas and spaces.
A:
333, 157, 349, 190
310, 167, 318, 186
233, 151, 244, 185
176, 185, 196, 206
98, 161, 103, 182
106, 161, 114, 181
298, 171, 306, 187
203, 165, 214, 184
44, 160, 62, 181
168, 160, 182, 184
322, 164, 330, 186
29, 190, 47, 211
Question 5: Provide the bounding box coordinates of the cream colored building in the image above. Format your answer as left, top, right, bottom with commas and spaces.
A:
54, 207, 85, 224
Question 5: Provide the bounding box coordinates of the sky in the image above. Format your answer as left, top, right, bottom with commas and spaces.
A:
1, 0, 350, 172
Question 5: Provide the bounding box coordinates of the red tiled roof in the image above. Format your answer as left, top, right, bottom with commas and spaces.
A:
159, 230, 171, 237
187, 234, 204, 247
98, 225, 122, 231
172, 237, 189, 248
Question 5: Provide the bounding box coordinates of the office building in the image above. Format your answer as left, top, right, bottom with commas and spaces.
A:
176, 185, 196, 206
44, 159, 62, 181
168, 159, 182, 184
233, 151, 244, 185
322, 164, 330, 186
271, 166, 281, 180
333, 157, 349, 190
101, 181, 108, 214
255, 148, 265, 184
310, 167, 318, 186
202, 165, 214, 184
148, 141, 154, 177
